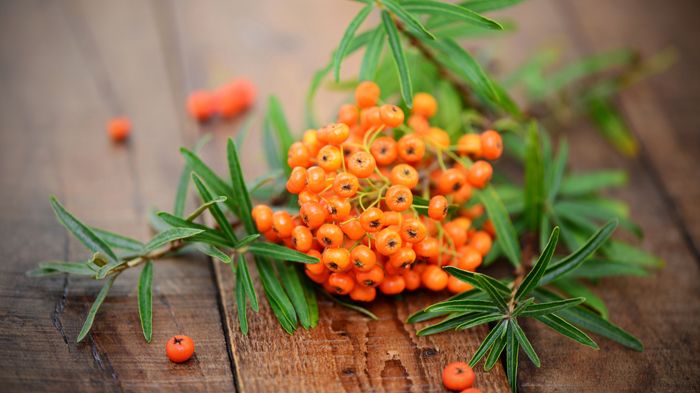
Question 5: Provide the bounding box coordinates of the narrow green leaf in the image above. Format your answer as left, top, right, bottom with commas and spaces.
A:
191, 173, 238, 244
255, 257, 298, 333
180, 148, 240, 217
417, 312, 482, 336
456, 313, 504, 330
246, 242, 320, 264
443, 266, 511, 294
535, 313, 599, 349
381, 0, 435, 40
333, 4, 373, 81
535, 289, 643, 351
27, 261, 95, 277
602, 240, 664, 268
148, 208, 171, 233
302, 277, 319, 328
519, 297, 585, 317
587, 97, 638, 156
469, 320, 507, 367
484, 330, 507, 370
236, 234, 261, 248
77, 275, 117, 342
475, 275, 509, 311
238, 255, 259, 311
547, 139, 568, 202
554, 279, 608, 318
91, 227, 144, 252
174, 134, 211, 217
505, 321, 519, 392
512, 320, 540, 367
360, 27, 386, 81
195, 243, 232, 264
460, 0, 524, 13
184, 196, 227, 222
560, 170, 628, 196
227, 139, 256, 233
407, 289, 484, 323
267, 96, 294, 174
402, 0, 503, 31
156, 211, 231, 248
235, 257, 249, 334
541, 220, 617, 285
515, 227, 559, 301
426, 299, 501, 314
563, 258, 648, 279
510, 297, 535, 317
479, 186, 521, 267
50, 197, 118, 263
524, 122, 544, 231
137, 261, 153, 342
278, 263, 312, 329
381, 10, 413, 107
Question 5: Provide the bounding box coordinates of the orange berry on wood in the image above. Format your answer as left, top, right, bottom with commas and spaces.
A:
107, 117, 131, 142
422, 265, 449, 291
480, 129, 503, 160
379, 104, 405, 128
379, 274, 405, 295
349, 284, 376, 302
166, 335, 195, 363
328, 272, 355, 295
459, 389, 483, 393
412, 92, 437, 118
187, 90, 216, 121
428, 195, 449, 221
442, 362, 475, 391
402, 269, 421, 291
216, 78, 256, 117
384, 185, 414, 212
355, 81, 380, 108
466, 161, 493, 189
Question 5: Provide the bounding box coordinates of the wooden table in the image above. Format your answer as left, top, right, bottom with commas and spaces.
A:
1, 0, 698, 391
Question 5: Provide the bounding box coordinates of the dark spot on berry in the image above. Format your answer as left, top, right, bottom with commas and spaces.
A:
329, 262, 338, 270
364, 280, 374, 286
370, 220, 380, 228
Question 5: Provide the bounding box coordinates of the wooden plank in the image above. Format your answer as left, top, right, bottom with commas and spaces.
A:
0, 0, 233, 391
165, 0, 510, 391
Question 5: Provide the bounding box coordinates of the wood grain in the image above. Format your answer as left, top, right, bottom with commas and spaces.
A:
0, 0, 233, 391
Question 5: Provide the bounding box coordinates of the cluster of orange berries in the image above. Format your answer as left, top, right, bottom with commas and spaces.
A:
187, 78, 256, 121
252, 81, 503, 302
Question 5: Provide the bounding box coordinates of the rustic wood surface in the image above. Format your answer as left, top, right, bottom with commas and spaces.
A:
0, 0, 698, 392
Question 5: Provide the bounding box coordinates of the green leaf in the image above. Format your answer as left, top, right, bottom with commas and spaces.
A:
180, 148, 241, 217
563, 258, 648, 279
475, 275, 509, 311
191, 173, 238, 244
519, 297, 585, 317
236, 234, 261, 248
381, 0, 435, 40
235, 256, 249, 334
137, 261, 153, 342
360, 27, 386, 81
478, 186, 521, 267
238, 255, 258, 311
456, 312, 504, 330
560, 170, 628, 196
512, 320, 539, 368
302, 277, 319, 328
381, 10, 414, 107
484, 330, 507, 370
246, 242, 320, 264
443, 266, 511, 294
505, 321, 519, 392
174, 134, 211, 217
184, 196, 227, 222
148, 208, 171, 233
267, 96, 294, 174
417, 312, 483, 336
524, 122, 544, 231
554, 200, 642, 238
515, 227, 559, 301
27, 261, 95, 277
91, 227, 144, 252
77, 275, 117, 342
602, 240, 664, 268
156, 212, 231, 248
426, 299, 501, 314
407, 289, 484, 323
227, 139, 256, 234
469, 320, 508, 367
195, 243, 232, 264
587, 96, 638, 156
535, 313, 598, 349
403, 0, 503, 31
547, 139, 568, 202
535, 288, 643, 351
554, 279, 608, 318
460, 0, 524, 13
50, 197, 118, 264
541, 220, 617, 285
142, 228, 205, 253
333, 4, 373, 81
255, 258, 298, 333
278, 263, 312, 329
435, 80, 463, 138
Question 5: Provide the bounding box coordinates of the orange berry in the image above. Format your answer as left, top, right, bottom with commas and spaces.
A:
298, 190, 320, 205
286, 166, 307, 194
379, 275, 405, 295
316, 223, 344, 248
302, 129, 322, 156
317, 145, 343, 172
383, 211, 402, 226
469, 231, 492, 256
453, 183, 473, 204
325, 196, 352, 221
462, 203, 485, 220
397, 134, 426, 163
300, 202, 327, 229
375, 228, 402, 256
400, 218, 427, 243
328, 272, 355, 295
438, 168, 467, 195
402, 269, 421, 291
350, 245, 377, 271
422, 265, 448, 291
456, 245, 482, 271
318, 123, 350, 145
359, 207, 384, 233
287, 142, 311, 168
187, 90, 216, 121
442, 362, 475, 391
426, 127, 450, 149
379, 104, 405, 127
306, 268, 330, 284
322, 247, 351, 272
252, 204, 274, 232
349, 285, 376, 302
389, 247, 416, 269
305, 166, 327, 193
347, 151, 376, 178
428, 195, 449, 221
360, 107, 382, 130
459, 389, 482, 393
305, 250, 325, 274
444, 221, 467, 248
480, 130, 503, 160
166, 335, 195, 363
340, 219, 365, 241
408, 114, 430, 133
447, 276, 474, 294
389, 164, 419, 189
467, 161, 493, 189
370, 136, 398, 166
272, 211, 293, 238
412, 92, 437, 118
414, 237, 439, 259
215, 78, 256, 117
338, 104, 359, 126
384, 185, 413, 212
291, 225, 313, 252
457, 134, 482, 157
355, 81, 380, 108
333, 172, 359, 198
107, 117, 131, 142
355, 265, 385, 288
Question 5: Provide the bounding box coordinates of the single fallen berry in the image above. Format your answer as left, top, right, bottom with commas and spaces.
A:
166, 335, 195, 363
442, 361, 475, 391
187, 90, 216, 121
459, 388, 482, 393
107, 117, 131, 142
